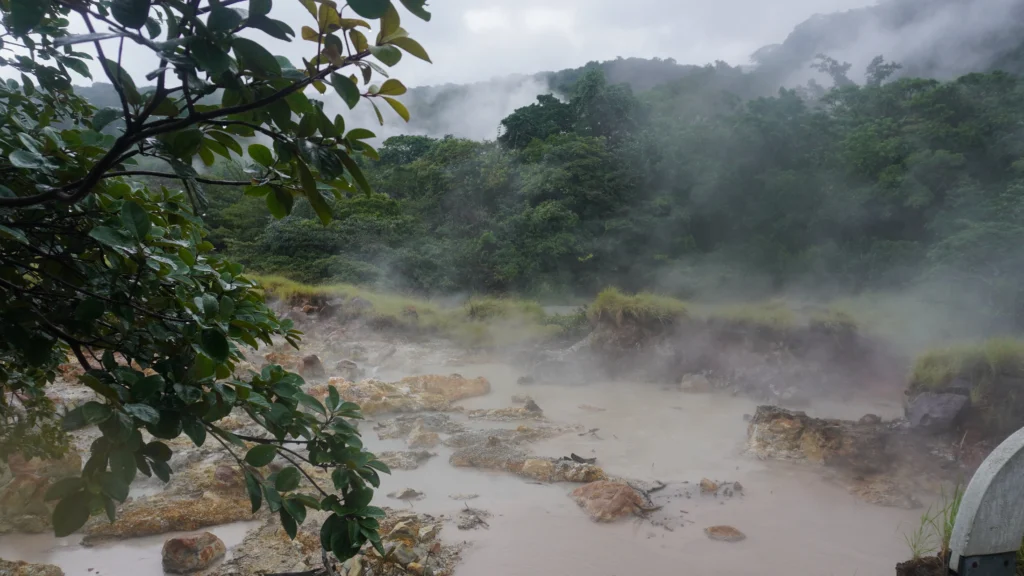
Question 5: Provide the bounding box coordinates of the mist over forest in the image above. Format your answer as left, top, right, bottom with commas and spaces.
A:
91, 0, 1024, 345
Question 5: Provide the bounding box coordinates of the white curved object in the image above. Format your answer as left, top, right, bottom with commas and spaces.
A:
950, 426, 1024, 573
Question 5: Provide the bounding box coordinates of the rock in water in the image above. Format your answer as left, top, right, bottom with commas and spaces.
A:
905, 392, 969, 432
705, 525, 746, 542
570, 481, 644, 522
0, 558, 64, 576
334, 359, 364, 381
162, 532, 226, 573
299, 355, 326, 380
699, 478, 718, 494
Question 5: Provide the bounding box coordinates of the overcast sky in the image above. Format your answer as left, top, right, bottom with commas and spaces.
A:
71, 0, 880, 87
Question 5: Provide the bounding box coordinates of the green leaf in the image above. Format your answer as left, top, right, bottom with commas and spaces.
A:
248, 144, 274, 167
143, 441, 172, 461
283, 498, 307, 524
0, 225, 27, 245
53, 495, 91, 537
145, 17, 161, 39
280, 508, 297, 539
366, 460, 391, 474
9, 149, 47, 169
382, 96, 410, 122
191, 41, 233, 76
45, 478, 84, 502
339, 152, 372, 194
275, 466, 301, 492
102, 58, 142, 105
63, 57, 93, 79
182, 417, 207, 447
89, 226, 134, 250
120, 201, 151, 240
347, 0, 391, 19
346, 486, 374, 509
389, 36, 431, 63
250, 0, 273, 17
133, 374, 164, 401
124, 403, 160, 424
111, 449, 137, 484
208, 6, 243, 32
111, 0, 152, 29
248, 15, 294, 41
151, 459, 172, 482
295, 392, 326, 416
93, 108, 120, 131
369, 100, 384, 126
10, 0, 50, 35
326, 386, 341, 412
378, 79, 407, 96
398, 0, 431, 21
266, 187, 294, 219
201, 329, 230, 363
233, 38, 281, 77
244, 444, 277, 467
82, 401, 112, 424
369, 45, 402, 67
101, 472, 130, 502
245, 471, 263, 512
331, 74, 362, 109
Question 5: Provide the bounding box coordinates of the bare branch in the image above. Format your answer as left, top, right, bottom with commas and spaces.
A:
102, 171, 252, 187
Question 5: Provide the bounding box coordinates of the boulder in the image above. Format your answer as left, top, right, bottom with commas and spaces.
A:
333, 359, 364, 381
84, 493, 255, 542
747, 406, 890, 473
162, 532, 226, 573
299, 355, 326, 380
570, 481, 645, 522
906, 392, 969, 432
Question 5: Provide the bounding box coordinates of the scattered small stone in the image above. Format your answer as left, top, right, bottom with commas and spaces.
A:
388, 488, 425, 501
699, 478, 718, 494
705, 525, 746, 542
162, 532, 226, 573
524, 399, 543, 413
511, 394, 533, 404
732, 481, 743, 493
457, 507, 491, 530
448, 493, 479, 501
517, 375, 536, 385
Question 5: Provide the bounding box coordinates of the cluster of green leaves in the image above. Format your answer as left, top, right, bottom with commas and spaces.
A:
0, 0, 432, 568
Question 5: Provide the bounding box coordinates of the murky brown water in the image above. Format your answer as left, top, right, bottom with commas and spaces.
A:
0, 359, 924, 575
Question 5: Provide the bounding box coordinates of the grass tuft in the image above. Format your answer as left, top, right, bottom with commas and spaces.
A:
252, 275, 560, 348
910, 338, 1024, 392
588, 288, 688, 327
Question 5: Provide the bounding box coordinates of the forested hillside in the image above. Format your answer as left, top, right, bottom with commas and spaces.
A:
200, 57, 1024, 332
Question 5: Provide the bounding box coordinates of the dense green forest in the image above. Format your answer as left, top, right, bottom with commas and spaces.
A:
201, 55, 1024, 331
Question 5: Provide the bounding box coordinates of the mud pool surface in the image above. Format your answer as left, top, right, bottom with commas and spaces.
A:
0, 358, 926, 576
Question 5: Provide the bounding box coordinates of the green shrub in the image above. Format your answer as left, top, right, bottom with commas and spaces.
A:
910, 338, 1024, 392
708, 300, 797, 331
588, 287, 688, 327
